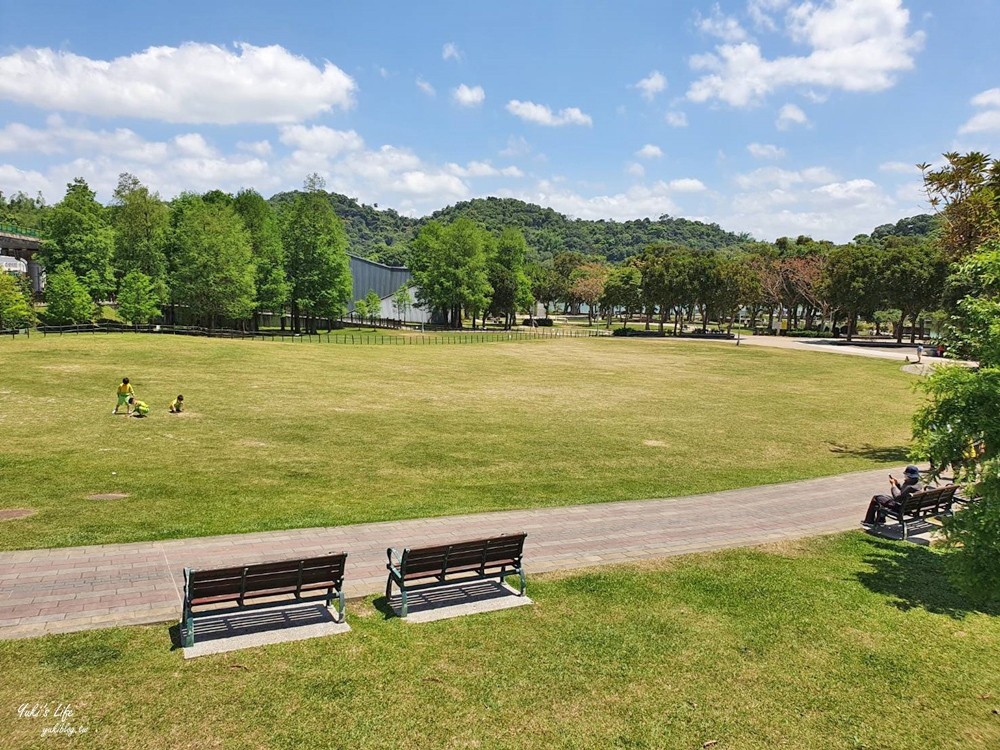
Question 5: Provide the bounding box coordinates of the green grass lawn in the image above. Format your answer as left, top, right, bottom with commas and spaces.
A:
1, 533, 997, 749
0, 333, 919, 550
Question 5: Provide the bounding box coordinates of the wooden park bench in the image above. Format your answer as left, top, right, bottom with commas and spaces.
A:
878, 485, 959, 539
385, 533, 527, 617
181, 553, 347, 646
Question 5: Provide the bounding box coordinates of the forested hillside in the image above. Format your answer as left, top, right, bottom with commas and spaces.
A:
267, 192, 752, 265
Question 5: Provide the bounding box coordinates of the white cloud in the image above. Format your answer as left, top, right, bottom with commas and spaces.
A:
278, 125, 364, 156
453, 84, 485, 107
506, 178, 705, 221
500, 135, 531, 157
776, 103, 809, 130
748, 0, 790, 31
506, 100, 592, 127
971, 88, 1000, 108
959, 88, 1000, 134
447, 161, 523, 178
879, 160, 918, 174
636, 144, 664, 159
687, 0, 924, 107
442, 42, 461, 61
378, 66, 390, 79
237, 140, 272, 156
665, 111, 689, 127
626, 162, 645, 178
0, 43, 356, 124
667, 178, 707, 193
416, 78, 436, 97
734, 165, 836, 190
747, 142, 786, 159
697, 4, 749, 42
722, 160, 908, 241
633, 70, 668, 101
0, 117, 169, 162
173, 133, 216, 159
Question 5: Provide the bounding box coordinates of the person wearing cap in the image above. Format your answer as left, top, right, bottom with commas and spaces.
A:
862, 465, 923, 526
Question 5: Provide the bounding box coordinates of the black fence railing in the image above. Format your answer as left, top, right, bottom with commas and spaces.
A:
26, 322, 610, 344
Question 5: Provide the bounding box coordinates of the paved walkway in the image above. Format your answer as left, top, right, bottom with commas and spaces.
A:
0, 468, 892, 640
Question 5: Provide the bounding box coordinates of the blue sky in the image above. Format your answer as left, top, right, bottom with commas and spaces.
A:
0, 0, 998, 242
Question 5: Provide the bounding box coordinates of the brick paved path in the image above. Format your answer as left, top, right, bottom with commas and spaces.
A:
0, 468, 888, 640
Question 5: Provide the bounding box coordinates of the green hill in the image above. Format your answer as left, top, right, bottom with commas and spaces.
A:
270, 192, 752, 265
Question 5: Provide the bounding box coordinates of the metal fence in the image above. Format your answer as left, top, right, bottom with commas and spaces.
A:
25, 322, 610, 344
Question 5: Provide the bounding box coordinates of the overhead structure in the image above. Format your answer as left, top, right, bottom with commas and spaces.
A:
0, 225, 43, 294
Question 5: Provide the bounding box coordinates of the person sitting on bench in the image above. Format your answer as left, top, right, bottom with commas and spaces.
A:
863, 464, 922, 526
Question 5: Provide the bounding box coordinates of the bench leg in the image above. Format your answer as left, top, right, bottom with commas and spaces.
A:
399, 585, 408, 618
336, 590, 346, 624
901, 519, 908, 540
182, 605, 194, 648
517, 568, 526, 597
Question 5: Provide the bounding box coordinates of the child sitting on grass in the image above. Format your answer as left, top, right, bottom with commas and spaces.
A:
169, 395, 184, 413
128, 397, 150, 418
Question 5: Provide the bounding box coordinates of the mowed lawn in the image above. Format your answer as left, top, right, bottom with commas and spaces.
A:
1, 534, 997, 749
0, 334, 919, 550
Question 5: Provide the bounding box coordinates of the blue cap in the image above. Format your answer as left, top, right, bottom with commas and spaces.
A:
904, 465, 920, 477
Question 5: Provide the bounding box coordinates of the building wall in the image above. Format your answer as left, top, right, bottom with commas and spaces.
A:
348, 255, 412, 309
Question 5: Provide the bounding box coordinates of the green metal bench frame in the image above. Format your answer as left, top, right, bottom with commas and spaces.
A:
385, 533, 527, 618
878, 485, 958, 539
181, 553, 347, 647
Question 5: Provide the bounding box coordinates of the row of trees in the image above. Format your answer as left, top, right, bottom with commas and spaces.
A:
1, 173, 355, 332
0, 162, 971, 342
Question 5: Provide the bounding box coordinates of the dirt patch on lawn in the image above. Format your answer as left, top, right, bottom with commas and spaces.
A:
87, 493, 130, 501
643, 440, 668, 448
0, 508, 37, 521
240, 440, 269, 448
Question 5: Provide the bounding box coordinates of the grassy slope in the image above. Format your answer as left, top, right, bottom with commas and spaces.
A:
0, 534, 997, 749
0, 334, 917, 550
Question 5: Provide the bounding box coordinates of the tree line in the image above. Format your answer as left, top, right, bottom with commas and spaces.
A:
0, 163, 970, 346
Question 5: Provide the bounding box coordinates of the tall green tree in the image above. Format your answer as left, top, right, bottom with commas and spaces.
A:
601, 264, 642, 328
880, 236, 946, 342
41, 178, 115, 300
44, 264, 95, 324
569, 261, 608, 325
0, 273, 36, 328
233, 189, 289, 327
409, 218, 492, 328
392, 284, 412, 322
821, 241, 883, 341
919, 152, 1000, 260
171, 197, 256, 327
527, 262, 561, 319
279, 177, 353, 333
110, 173, 169, 299
116, 270, 162, 326
488, 227, 533, 328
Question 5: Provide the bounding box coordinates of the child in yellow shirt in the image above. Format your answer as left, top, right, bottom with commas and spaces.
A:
169, 395, 184, 413
128, 397, 150, 418
113, 378, 134, 415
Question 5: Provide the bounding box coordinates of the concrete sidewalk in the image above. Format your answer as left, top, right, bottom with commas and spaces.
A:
0, 467, 892, 640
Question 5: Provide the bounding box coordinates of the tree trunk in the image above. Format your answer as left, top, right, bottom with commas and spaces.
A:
846, 312, 856, 342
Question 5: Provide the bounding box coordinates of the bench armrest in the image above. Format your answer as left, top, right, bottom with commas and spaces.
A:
386, 547, 403, 573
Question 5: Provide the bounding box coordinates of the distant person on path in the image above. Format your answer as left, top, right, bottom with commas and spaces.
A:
169, 395, 184, 413
862, 465, 923, 526
128, 397, 150, 418
113, 378, 134, 415
916, 343, 924, 363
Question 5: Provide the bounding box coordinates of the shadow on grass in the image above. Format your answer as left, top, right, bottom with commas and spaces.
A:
372, 596, 396, 620
829, 443, 910, 463
856, 535, 999, 618
167, 622, 182, 650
